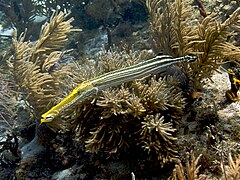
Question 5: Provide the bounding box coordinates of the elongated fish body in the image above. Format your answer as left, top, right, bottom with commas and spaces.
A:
94, 55, 196, 90
41, 54, 197, 123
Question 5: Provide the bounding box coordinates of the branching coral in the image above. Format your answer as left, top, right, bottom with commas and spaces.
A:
65, 49, 186, 164
140, 113, 177, 163
221, 153, 240, 180
97, 86, 146, 118
172, 151, 206, 180
147, 0, 198, 56
10, 0, 238, 171
7, 10, 80, 118
147, 0, 240, 90
0, 68, 16, 130
133, 76, 185, 114
189, 8, 240, 89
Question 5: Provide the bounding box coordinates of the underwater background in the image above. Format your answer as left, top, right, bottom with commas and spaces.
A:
0, 0, 240, 179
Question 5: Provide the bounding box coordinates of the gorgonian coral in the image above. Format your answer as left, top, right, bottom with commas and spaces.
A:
8, 10, 80, 118
0, 68, 16, 131
65, 49, 186, 164
140, 113, 177, 163
8, 6, 191, 166
147, 0, 240, 90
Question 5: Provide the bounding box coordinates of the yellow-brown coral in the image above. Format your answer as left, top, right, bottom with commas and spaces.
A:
68, 49, 186, 164
8, 10, 80, 119
147, 0, 240, 90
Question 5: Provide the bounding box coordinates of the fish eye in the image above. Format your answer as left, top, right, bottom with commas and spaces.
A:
41, 114, 54, 123
46, 115, 53, 120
